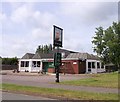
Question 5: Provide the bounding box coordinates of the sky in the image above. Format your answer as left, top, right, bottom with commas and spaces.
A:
0, 0, 119, 58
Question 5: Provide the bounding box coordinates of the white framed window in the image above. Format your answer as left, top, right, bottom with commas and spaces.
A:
92, 62, 95, 69
21, 61, 29, 67
88, 62, 91, 68
32, 61, 36, 67
37, 61, 40, 67
32, 61, 41, 67
21, 61, 24, 67
101, 63, 104, 69
97, 62, 100, 69
25, 61, 29, 67
88, 62, 91, 72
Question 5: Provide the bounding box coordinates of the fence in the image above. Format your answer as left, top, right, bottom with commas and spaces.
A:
2, 65, 18, 70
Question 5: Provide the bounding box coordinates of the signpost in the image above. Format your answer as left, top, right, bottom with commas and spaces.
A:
53, 25, 63, 47
53, 25, 63, 83
54, 52, 62, 67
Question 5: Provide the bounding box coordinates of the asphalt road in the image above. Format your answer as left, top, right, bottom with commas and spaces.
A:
2, 91, 56, 100
2, 74, 118, 93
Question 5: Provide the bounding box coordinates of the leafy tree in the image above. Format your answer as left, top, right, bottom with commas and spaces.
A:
49, 44, 53, 52
92, 22, 120, 70
92, 27, 104, 57
2, 57, 18, 65
36, 44, 53, 54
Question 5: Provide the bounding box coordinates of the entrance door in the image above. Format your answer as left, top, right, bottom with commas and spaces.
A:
79, 61, 86, 74
88, 62, 91, 72
42, 62, 48, 72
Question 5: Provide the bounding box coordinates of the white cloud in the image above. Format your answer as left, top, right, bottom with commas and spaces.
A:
10, 4, 32, 24
60, 2, 118, 25
2, 3, 58, 57
0, 12, 7, 23
31, 28, 51, 40
1, 2, 118, 57
33, 11, 57, 29
10, 3, 57, 30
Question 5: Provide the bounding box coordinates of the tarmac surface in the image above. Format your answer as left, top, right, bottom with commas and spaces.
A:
1, 71, 118, 94
2, 91, 56, 100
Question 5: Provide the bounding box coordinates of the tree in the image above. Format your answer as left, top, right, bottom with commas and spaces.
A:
92, 27, 104, 57
92, 22, 120, 70
2, 57, 18, 65
36, 44, 53, 54
49, 44, 53, 52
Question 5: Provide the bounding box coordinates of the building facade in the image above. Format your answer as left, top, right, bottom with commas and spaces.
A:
19, 49, 105, 74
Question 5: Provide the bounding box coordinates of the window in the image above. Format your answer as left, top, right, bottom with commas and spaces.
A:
101, 63, 104, 69
37, 61, 40, 67
97, 62, 100, 69
92, 62, 95, 68
21, 61, 24, 67
25, 61, 29, 67
21, 61, 29, 67
32, 61, 41, 67
88, 62, 91, 68
32, 61, 36, 67
88, 68, 91, 71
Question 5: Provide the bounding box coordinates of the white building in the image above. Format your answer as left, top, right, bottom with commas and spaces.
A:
19, 49, 105, 74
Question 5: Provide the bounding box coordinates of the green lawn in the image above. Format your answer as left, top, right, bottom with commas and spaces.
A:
1, 83, 118, 100
60, 72, 118, 88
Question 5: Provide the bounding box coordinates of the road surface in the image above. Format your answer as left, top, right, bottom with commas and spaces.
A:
2, 91, 56, 100
2, 74, 118, 93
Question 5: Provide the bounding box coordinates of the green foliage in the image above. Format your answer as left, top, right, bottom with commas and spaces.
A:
92, 27, 104, 56
92, 22, 120, 69
36, 44, 53, 54
2, 57, 18, 65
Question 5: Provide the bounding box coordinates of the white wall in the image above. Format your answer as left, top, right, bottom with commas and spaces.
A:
30, 59, 42, 72
19, 59, 31, 72
19, 59, 42, 72
86, 60, 105, 74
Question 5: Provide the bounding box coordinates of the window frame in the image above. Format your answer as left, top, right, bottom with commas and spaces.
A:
25, 61, 29, 67
88, 62, 91, 68
97, 62, 100, 69
92, 62, 95, 69
21, 61, 24, 67
37, 61, 40, 67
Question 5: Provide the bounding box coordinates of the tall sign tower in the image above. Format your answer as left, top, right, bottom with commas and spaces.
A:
53, 25, 63, 83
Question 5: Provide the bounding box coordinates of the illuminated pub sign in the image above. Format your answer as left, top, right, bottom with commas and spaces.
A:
53, 25, 63, 47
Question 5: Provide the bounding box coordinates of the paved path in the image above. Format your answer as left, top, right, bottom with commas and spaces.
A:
2, 91, 56, 100
2, 74, 118, 94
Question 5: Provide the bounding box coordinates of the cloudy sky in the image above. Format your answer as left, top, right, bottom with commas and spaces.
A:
0, 0, 119, 58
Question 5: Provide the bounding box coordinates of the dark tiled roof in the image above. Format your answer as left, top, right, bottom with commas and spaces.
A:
66, 53, 99, 60
21, 53, 35, 59
50, 48, 77, 58
32, 53, 53, 59
40, 53, 53, 59
32, 48, 76, 59
32, 53, 41, 59
21, 50, 100, 60
50, 48, 77, 53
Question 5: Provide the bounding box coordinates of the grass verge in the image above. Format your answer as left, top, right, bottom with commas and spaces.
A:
1, 83, 118, 100
60, 72, 118, 88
